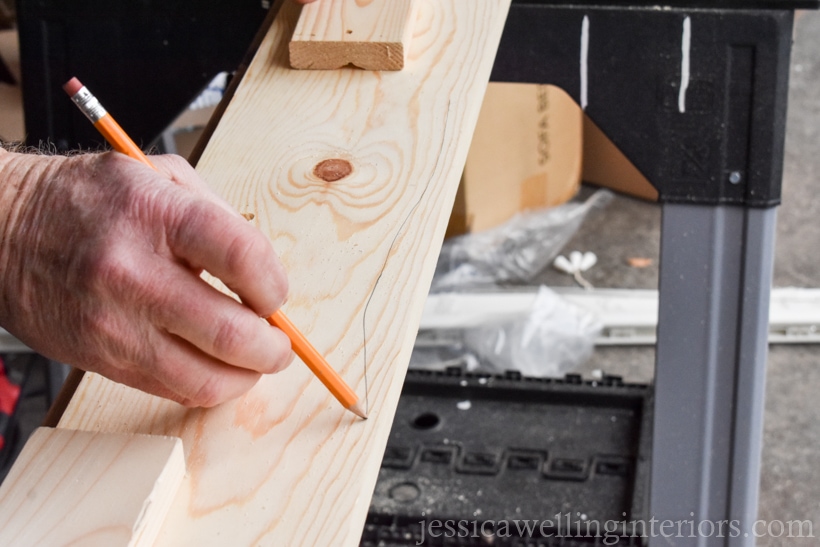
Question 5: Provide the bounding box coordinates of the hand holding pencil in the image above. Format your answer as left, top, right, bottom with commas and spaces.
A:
0, 143, 294, 407
61, 78, 365, 418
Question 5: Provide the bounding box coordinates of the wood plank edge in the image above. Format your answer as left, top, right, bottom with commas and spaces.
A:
131, 437, 186, 546
188, 0, 287, 167
42, 367, 84, 428
288, 41, 405, 70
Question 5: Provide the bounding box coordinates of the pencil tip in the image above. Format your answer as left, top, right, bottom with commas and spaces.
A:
348, 401, 368, 420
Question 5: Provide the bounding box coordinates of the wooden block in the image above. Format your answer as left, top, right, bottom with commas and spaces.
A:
40, 0, 510, 544
289, 0, 419, 70
0, 428, 185, 546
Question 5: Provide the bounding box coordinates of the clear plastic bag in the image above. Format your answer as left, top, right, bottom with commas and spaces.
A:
431, 189, 613, 292
462, 286, 601, 377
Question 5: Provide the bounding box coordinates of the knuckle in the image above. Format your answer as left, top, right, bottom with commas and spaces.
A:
86, 246, 136, 295
224, 230, 264, 277
212, 314, 252, 359
269, 262, 289, 308
225, 229, 290, 312
160, 154, 197, 180
179, 397, 199, 408
260, 355, 287, 375
190, 374, 227, 408
268, 334, 294, 373
251, 245, 288, 313
163, 153, 191, 171
95, 150, 126, 171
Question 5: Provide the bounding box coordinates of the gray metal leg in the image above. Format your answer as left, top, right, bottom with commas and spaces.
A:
651, 204, 776, 546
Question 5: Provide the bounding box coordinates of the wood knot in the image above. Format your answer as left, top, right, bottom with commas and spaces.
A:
313, 159, 353, 182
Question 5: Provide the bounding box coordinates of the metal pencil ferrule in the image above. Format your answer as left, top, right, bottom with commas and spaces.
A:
70, 87, 107, 123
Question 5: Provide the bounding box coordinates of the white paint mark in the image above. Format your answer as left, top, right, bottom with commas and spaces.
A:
679, 16, 691, 114
580, 16, 590, 110
457, 400, 472, 410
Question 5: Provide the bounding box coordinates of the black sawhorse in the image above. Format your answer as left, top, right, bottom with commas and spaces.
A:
491, 1, 814, 544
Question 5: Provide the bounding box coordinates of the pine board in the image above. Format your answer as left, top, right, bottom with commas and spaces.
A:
51, 1, 511, 544
0, 428, 184, 547
290, 0, 419, 70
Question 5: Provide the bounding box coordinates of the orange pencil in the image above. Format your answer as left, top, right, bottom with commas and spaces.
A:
64, 77, 366, 419
266, 310, 364, 417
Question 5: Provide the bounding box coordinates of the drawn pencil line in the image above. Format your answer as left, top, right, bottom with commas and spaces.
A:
361, 101, 453, 415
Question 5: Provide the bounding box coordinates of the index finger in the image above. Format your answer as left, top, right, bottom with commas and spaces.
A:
166, 196, 288, 317
150, 154, 242, 219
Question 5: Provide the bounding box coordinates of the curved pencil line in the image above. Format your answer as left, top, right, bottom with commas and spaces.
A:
361, 102, 453, 415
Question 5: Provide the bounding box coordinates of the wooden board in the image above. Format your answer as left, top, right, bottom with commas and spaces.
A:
46, 1, 510, 544
290, 0, 419, 70
0, 428, 184, 547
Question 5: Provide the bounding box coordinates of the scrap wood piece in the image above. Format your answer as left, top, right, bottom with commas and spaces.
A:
31, 0, 511, 545
0, 427, 184, 547
290, 0, 419, 70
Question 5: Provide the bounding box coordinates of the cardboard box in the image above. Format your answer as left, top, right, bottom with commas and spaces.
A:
0, 29, 24, 144
165, 104, 216, 160
447, 83, 583, 238
582, 115, 658, 202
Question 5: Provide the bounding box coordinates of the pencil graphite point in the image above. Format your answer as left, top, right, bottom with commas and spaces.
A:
348, 401, 368, 420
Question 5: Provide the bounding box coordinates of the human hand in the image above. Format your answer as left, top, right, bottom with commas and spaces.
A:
0, 150, 292, 407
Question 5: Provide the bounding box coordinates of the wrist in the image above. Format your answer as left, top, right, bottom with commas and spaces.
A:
0, 151, 66, 315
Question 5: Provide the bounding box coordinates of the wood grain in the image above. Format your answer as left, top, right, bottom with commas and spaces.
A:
290, 0, 419, 70
0, 428, 184, 546
50, 1, 510, 544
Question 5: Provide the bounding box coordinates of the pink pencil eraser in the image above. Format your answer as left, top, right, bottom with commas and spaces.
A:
62, 77, 83, 97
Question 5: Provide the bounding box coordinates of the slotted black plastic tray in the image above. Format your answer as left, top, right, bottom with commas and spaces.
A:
362, 368, 652, 546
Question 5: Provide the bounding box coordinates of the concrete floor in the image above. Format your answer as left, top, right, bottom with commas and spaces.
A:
1, 8, 819, 546
759, 10, 820, 539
